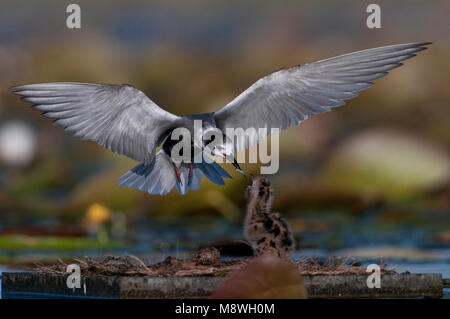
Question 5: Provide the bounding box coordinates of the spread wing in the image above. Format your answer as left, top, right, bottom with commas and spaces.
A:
11, 82, 182, 163
214, 42, 431, 151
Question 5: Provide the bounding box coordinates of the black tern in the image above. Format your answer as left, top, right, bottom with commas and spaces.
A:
11, 42, 430, 195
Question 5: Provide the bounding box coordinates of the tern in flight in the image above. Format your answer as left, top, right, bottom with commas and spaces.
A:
11, 42, 430, 195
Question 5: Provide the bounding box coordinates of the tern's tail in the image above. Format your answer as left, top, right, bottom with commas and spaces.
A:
118, 150, 231, 195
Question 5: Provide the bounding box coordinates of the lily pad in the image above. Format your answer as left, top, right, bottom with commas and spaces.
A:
321, 129, 449, 199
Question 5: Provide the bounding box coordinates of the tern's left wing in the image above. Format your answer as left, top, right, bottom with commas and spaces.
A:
214, 42, 431, 151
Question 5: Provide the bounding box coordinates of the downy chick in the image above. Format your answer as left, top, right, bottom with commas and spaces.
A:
244, 176, 295, 258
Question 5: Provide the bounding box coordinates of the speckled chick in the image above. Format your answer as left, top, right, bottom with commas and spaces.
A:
244, 176, 295, 258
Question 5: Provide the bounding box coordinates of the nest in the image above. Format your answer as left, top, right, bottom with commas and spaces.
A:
35, 248, 395, 277
295, 257, 394, 276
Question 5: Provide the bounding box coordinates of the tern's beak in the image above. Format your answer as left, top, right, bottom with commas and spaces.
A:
224, 153, 246, 180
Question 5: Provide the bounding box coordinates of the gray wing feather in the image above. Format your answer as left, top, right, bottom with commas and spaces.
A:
119, 151, 230, 195
214, 42, 431, 151
11, 82, 182, 163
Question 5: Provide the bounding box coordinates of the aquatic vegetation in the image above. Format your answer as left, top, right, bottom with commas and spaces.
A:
0, 235, 124, 252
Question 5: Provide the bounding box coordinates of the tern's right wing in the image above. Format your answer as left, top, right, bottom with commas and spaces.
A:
11, 82, 182, 164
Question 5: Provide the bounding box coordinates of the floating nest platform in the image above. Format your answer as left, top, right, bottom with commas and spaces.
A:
1, 249, 444, 299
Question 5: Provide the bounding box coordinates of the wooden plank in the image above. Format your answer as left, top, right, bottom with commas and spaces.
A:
1, 272, 443, 299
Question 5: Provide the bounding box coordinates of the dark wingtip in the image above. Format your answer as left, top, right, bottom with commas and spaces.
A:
418, 41, 432, 49
9, 85, 22, 93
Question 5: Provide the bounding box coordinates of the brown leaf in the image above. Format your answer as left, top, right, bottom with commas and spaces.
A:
211, 255, 307, 299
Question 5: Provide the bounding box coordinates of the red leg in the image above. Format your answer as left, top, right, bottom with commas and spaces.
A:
172, 162, 182, 185
188, 163, 194, 186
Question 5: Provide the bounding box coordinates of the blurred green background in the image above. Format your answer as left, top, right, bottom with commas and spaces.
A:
0, 0, 448, 269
